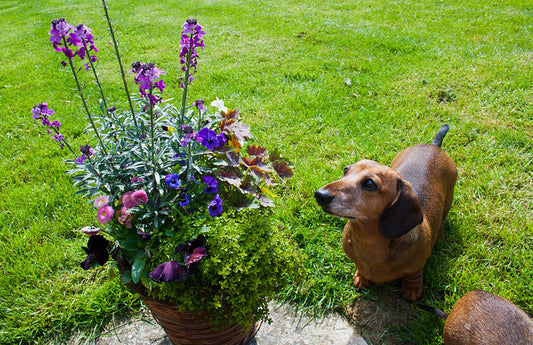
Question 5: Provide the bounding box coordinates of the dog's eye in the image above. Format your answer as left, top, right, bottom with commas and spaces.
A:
362, 178, 378, 191
343, 166, 349, 175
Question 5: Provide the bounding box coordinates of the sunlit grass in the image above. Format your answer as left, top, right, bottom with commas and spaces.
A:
0, 0, 531, 343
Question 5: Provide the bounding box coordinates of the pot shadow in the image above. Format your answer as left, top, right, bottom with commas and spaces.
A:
338, 217, 464, 345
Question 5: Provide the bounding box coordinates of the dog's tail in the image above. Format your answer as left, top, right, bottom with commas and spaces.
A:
417, 304, 449, 319
431, 124, 450, 147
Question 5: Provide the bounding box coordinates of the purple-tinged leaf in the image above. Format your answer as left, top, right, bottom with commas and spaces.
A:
217, 168, 242, 187
246, 145, 269, 159
273, 160, 294, 179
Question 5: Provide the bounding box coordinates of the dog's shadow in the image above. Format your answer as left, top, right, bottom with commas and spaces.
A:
339, 217, 464, 345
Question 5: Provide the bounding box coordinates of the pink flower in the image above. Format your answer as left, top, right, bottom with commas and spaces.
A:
132, 190, 148, 205
122, 191, 135, 209
119, 207, 134, 228
131, 176, 144, 183
97, 205, 114, 224
93, 195, 109, 209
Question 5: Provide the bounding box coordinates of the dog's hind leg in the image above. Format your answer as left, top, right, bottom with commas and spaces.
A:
400, 269, 424, 301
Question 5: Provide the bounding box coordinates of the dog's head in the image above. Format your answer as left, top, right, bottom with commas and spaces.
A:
315, 160, 423, 238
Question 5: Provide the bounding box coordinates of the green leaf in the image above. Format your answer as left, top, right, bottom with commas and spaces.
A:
121, 271, 132, 284
121, 238, 139, 251
131, 257, 146, 284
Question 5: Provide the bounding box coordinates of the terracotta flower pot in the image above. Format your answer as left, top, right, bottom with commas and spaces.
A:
139, 293, 257, 345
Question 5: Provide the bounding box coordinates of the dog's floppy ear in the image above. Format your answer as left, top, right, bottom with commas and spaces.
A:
378, 179, 423, 238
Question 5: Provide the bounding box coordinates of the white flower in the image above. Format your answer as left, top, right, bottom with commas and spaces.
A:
210, 98, 228, 113
81, 226, 101, 235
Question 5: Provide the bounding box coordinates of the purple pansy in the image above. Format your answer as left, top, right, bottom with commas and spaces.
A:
202, 176, 218, 194
176, 235, 207, 268
165, 174, 181, 189
208, 194, 223, 217
195, 127, 225, 150
185, 247, 208, 266
149, 260, 189, 282
178, 192, 190, 207
138, 230, 152, 242
80, 235, 109, 270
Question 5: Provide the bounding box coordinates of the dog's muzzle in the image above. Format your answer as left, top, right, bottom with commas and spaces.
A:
314, 188, 334, 207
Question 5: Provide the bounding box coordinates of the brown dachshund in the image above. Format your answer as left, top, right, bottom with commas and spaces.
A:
315, 125, 457, 301
420, 290, 533, 345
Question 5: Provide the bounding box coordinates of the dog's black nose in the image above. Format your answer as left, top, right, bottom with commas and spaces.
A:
315, 189, 334, 206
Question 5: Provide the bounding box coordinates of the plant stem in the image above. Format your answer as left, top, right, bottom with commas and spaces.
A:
101, 0, 138, 127
148, 90, 159, 197
83, 41, 108, 111
63, 38, 107, 155
52, 127, 77, 157
84, 154, 112, 195
179, 31, 195, 130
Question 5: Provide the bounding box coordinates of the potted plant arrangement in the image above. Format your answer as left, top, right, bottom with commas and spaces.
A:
32, 1, 299, 344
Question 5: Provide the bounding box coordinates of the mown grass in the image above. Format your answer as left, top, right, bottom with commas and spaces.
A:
0, 0, 531, 344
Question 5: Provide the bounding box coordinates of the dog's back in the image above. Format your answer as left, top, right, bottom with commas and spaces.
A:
390, 126, 457, 245
444, 290, 533, 345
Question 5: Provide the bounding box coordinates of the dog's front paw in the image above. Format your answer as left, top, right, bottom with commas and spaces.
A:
400, 270, 424, 301
400, 284, 423, 301
353, 270, 372, 290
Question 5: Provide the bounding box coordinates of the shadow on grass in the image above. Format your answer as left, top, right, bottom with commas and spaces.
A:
337, 217, 464, 345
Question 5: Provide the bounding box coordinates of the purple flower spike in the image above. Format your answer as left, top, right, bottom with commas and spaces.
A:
49, 20, 97, 63
53, 133, 65, 143
75, 154, 87, 164
208, 194, 223, 217
80, 144, 95, 156
131, 61, 166, 104
178, 19, 205, 88
31, 103, 55, 123
49, 18, 73, 50
180, 125, 195, 146
149, 260, 189, 282
193, 99, 206, 112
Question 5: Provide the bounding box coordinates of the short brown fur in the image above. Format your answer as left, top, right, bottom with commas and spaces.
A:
315, 127, 457, 300
443, 290, 533, 345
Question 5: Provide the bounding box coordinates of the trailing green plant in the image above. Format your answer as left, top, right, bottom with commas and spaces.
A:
152, 208, 301, 328
30, 0, 297, 327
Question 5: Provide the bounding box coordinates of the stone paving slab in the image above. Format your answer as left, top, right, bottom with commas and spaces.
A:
82, 302, 368, 345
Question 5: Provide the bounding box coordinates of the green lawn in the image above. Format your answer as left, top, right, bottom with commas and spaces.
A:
1, 0, 532, 344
